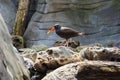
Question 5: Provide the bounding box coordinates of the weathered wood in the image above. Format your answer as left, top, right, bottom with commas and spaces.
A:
13, 0, 30, 36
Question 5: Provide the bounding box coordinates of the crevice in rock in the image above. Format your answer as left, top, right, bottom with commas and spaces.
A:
27, 39, 57, 41
24, 0, 37, 32
33, 20, 68, 24
73, 0, 112, 5
36, 8, 71, 14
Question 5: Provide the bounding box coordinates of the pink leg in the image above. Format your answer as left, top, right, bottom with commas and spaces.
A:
65, 39, 69, 47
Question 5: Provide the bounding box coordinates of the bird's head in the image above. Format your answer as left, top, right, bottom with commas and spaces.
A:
47, 24, 61, 34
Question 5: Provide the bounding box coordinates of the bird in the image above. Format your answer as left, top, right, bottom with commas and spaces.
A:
47, 24, 85, 47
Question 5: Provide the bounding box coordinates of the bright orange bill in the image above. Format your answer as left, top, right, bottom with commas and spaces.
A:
47, 27, 55, 34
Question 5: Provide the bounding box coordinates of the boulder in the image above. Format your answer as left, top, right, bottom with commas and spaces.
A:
79, 46, 120, 61
0, 0, 17, 33
24, 0, 120, 47
12, 35, 24, 49
20, 44, 120, 80
0, 14, 30, 80
28, 46, 83, 72
22, 46, 83, 79
42, 61, 120, 80
53, 40, 80, 48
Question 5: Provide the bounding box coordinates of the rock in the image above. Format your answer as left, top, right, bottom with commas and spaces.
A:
11, 0, 18, 8
20, 44, 120, 79
33, 46, 83, 79
20, 45, 48, 62
25, 0, 36, 29
53, 40, 80, 48
0, 14, 30, 80
0, 0, 17, 33
25, 47, 83, 80
22, 57, 35, 77
24, 0, 120, 47
20, 48, 37, 62
31, 45, 48, 52
23, 57, 34, 70
21, 46, 82, 79
76, 46, 88, 52
79, 46, 120, 61
42, 61, 120, 80
22, 46, 78, 63
12, 35, 24, 50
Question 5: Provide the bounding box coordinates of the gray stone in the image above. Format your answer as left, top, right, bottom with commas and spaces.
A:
0, 14, 30, 80
0, 0, 17, 33
24, 0, 120, 47
42, 61, 120, 80
79, 46, 120, 61
33, 46, 83, 79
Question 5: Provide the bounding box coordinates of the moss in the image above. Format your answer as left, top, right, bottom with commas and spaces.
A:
107, 40, 116, 47
31, 45, 48, 52
76, 46, 88, 52
113, 0, 120, 6
100, 67, 117, 72
13, 0, 29, 36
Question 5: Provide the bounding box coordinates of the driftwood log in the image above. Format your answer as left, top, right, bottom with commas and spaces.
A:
13, 0, 29, 36
42, 61, 120, 80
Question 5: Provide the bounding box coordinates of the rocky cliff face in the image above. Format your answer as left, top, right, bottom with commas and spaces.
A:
24, 0, 120, 47
0, 14, 30, 80
0, 0, 17, 33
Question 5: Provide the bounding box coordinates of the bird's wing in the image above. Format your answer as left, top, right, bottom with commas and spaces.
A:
61, 27, 79, 33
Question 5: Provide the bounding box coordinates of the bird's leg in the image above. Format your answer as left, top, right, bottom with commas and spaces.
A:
65, 39, 69, 47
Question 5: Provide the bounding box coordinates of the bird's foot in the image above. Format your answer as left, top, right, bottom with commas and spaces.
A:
64, 44, 68, 47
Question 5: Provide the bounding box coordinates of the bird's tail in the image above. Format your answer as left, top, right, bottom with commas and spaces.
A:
79, 31, 99, 35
